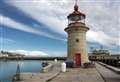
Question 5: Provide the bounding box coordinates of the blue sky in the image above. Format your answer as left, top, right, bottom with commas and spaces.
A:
0, 0, 120, 56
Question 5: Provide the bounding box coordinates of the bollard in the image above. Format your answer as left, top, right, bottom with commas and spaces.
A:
61, 62, 66, 72
54, 59, 57, 63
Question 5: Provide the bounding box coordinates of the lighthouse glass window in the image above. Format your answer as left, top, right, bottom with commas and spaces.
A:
69, 16, 80, 23
69, 15, 85, 24
73, 16, 80, 21
80, 16, 85, 23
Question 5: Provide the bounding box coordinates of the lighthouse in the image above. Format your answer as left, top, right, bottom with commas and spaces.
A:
65, 0, 89, 67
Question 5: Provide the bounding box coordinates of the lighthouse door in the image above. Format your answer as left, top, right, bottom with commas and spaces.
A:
75, 53, 81, 66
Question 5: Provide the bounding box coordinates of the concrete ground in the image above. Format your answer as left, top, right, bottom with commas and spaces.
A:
50, 62, 120, 82
13, 62, 61, 82
49, 65, 104, 82
95, 63, 120, 82
14, 62, 120, 82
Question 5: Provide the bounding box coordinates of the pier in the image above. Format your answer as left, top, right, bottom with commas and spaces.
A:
13, 62, 61, 82
13, 61, 120, 82
95, 63, 120, 82
0, 0, 119, 82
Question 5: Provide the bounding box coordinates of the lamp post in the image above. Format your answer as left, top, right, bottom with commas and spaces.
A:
13, 64, 21, 81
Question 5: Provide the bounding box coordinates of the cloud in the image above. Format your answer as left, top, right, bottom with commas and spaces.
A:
0, 15, 66, 41
48, 51, 67, 57
87, 30, 120, 47
3, 0, 120, 47
9, 50, 49, 57
8, 49, 67, 57
5, 0, 68, 36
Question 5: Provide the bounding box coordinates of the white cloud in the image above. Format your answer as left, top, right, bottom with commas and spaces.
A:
87, 30, 120, 47
0, 15, 66, 41
3, 0, 120, 47
9, 50, 49, 57
49, 51, 67, 57
5, 0, 70, 36
7, 49, 67, 57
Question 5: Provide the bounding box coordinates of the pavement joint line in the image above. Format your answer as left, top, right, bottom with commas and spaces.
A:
98, 62, 120, 74
95, 63, 106, 82
46, 71, 61, 82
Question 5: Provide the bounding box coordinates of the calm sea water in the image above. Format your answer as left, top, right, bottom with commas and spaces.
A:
0, 60, 42, 82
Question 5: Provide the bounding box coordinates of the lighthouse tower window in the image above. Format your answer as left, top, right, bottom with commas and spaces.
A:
76, 39, 79, 42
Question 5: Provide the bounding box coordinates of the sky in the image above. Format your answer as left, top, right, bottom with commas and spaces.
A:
0, 0, 120, 56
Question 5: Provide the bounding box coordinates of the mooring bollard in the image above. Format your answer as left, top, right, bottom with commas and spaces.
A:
54, 59, 57, 63
61, 62, 66, 72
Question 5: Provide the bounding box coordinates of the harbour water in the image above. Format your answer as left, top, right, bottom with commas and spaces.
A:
0, 60, 42, 82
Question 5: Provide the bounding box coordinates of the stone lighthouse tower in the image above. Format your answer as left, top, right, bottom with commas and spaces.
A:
65, 0, 89, 67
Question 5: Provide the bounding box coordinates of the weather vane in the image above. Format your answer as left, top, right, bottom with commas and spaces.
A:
75, 0, 78, 5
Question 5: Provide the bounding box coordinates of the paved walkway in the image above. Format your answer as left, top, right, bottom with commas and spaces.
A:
14, 62, 120, 82
13, 62, 61, 82
98, 62, 120, 74
49, 66, 104, 82
95, 63, 120, 82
